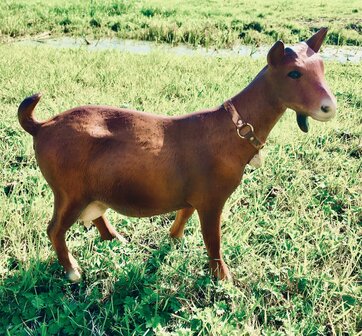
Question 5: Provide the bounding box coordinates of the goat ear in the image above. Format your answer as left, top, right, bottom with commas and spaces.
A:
267, 40, 285, 66
306, 27, 328, 52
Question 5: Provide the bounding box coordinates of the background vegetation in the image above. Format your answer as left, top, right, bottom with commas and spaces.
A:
0, 0, 361, 335
0, 0, 362, 47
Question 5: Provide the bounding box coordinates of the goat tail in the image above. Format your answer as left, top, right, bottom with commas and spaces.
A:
18, 93, 43, 136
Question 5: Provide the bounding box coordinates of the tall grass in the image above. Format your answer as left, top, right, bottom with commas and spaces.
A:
0, 0, 361, 47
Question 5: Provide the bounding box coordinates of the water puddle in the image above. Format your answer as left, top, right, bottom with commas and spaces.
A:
13, 37, 362, 63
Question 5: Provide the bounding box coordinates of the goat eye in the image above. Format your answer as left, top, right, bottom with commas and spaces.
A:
288, 70, 302, 79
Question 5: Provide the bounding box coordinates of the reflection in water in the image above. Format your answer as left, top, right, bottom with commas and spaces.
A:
14, 37, 362, 63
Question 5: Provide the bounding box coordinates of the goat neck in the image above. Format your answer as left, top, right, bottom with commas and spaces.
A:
230, 66, 285, 146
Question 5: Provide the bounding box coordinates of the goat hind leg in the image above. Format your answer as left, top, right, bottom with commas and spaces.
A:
170, 207, 195, 238
47, 197, 84, 282
93, 215, 127, 243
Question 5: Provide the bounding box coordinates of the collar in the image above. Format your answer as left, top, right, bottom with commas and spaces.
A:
223, 100, 264, 150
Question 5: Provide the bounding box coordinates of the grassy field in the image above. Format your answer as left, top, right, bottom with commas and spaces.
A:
0, 43, 361, 335
1, 0, 362, 47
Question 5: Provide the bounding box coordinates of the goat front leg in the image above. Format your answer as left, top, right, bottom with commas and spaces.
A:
197, 207, 231, 280
169, 207, 195, 238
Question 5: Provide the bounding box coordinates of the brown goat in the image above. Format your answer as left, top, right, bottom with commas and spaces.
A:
18, 28, 336, 282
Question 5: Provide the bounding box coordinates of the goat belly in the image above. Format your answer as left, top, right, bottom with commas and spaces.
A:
91, 177, 190, 218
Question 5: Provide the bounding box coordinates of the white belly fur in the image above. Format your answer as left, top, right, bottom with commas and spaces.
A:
80, 201, 108, 228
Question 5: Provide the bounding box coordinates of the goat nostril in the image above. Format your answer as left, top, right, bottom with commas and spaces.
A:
321, 105, 330, 113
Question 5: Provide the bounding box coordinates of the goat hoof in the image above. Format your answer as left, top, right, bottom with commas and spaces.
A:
220, 270, 233, 281
169, 230, 184, 239
170, 233, 183, 239
213, 268, 232, 281
67, 268, 82, 283
210, 260, 232, 281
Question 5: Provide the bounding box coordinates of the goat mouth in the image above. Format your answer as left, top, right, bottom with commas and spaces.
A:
309, 112, 336, 122
296, 113, 309, 133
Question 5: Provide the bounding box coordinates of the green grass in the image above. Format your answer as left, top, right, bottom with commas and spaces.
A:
0, 44, 361, 335
1, 0, 362, 47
